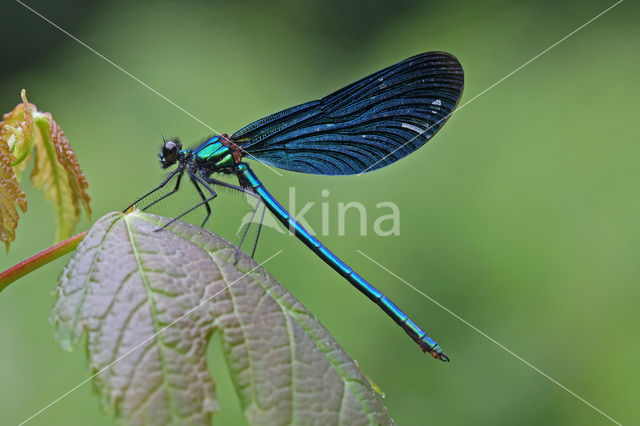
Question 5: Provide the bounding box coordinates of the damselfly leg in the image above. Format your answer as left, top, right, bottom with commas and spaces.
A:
157, 172, 217, 230
199, 174, 266, 262
124, 167, 183, 212
234, 199, 268, 264
250, 203, 267, 258
140, 171, 184, 212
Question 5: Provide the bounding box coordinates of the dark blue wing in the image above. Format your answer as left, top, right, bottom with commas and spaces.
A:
232, 52, 464, 175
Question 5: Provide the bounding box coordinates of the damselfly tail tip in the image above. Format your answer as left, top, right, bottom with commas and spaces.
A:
427, 346, 450, 362
420, 341, 450, 362
435, 352, 450, 362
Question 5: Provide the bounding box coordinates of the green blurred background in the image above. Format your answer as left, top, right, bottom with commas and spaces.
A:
1, 0, 638, 424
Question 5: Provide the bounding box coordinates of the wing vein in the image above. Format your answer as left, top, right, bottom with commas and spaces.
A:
232, 52, 464, 175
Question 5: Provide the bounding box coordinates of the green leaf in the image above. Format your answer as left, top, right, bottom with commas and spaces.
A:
51, 211, 394, 426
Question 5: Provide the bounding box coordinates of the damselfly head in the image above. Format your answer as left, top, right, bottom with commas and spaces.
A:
159, 139, 182, 168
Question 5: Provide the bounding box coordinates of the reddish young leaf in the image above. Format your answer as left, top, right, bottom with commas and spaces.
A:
0, 136, 27, 250
31, 111, 91, 241
0, 90, 33, 249
44, 112, 91, 218
0, 90, 91, 248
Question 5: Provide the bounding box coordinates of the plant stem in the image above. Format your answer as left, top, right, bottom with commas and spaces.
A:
0, 231, 86, 292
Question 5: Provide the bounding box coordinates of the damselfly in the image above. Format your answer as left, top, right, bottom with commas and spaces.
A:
129, 52, 464, 361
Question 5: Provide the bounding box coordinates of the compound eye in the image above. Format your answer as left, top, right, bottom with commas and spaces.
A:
162, 141, 179, 163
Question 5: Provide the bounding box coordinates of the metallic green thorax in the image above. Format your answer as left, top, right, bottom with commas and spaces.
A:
192, 136, 236, 169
